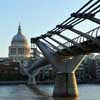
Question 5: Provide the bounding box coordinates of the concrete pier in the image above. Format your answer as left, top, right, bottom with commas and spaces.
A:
53, 73, 78, 97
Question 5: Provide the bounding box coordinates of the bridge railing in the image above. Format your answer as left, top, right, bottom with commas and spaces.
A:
58, 26, 100, 48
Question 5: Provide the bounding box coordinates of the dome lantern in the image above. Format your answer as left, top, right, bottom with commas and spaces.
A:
18, 24, 22, 34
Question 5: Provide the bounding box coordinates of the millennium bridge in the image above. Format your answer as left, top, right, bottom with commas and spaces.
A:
20, 0, 100, 97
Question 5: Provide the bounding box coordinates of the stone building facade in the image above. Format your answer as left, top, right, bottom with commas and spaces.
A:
9, 25, 30, 63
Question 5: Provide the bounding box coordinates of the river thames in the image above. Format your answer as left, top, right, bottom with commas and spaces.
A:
0, 84, 99, 100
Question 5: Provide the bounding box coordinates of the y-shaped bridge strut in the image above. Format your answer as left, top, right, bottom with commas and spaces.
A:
34, 40, 86, 97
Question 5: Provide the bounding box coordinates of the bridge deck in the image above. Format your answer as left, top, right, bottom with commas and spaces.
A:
57, 36, 100, 57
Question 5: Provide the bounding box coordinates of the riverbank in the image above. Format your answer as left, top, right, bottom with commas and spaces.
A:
36, 80, 100, 85
0, 81, 27, 85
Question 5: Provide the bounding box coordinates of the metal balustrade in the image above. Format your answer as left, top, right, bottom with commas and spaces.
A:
57, 26, 100, 49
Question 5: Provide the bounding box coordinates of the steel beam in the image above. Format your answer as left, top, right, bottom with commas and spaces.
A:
49, 37, 71, 52
71, 13, 100, 24
70, 28, 94, 40
76, 0, 93, 13
49, 37, 66, 48
89, 17, 100, 25
57, 34, 80, 47
57, 24, 94, 40
42, 38, 59, 50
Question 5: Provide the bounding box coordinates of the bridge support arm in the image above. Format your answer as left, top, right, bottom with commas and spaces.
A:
28, 58, 49, 74
34, 40, 86, 97
36, 40, 67, 73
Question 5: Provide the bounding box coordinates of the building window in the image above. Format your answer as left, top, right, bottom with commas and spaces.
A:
11, 48, 16, 55
18, 48, 24, 55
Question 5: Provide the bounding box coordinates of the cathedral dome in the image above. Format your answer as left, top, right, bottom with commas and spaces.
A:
11, 24, 28, 44
12, 33, 27, 43
9, 24, 30, 61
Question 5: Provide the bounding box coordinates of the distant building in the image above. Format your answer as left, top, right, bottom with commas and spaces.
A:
0, 58, 28, 81
31, 44, 41, 59
76, 54, 96, 83
9, 24, 30, 63
95, 54, 100, 80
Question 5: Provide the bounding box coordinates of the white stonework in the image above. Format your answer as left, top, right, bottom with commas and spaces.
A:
9, 24, 30, 62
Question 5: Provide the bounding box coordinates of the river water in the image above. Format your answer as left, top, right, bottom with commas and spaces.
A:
0, 84, 99, 100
